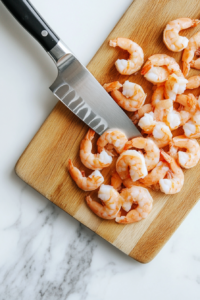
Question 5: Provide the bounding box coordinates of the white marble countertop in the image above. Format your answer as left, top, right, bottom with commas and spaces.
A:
0, 0, 200, 299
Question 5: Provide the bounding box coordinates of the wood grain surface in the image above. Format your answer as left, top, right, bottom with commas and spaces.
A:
16, 0, 200, 263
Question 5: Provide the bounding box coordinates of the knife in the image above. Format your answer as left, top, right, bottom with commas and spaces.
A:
1, 0, 141, 138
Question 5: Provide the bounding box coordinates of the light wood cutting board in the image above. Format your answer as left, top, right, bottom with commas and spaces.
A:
16, 0, 200, 263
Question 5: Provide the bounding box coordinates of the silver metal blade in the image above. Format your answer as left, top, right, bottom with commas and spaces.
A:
49, 53, 141, 138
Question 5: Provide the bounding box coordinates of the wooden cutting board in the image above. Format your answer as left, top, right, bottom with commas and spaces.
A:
16, 0, 200, 263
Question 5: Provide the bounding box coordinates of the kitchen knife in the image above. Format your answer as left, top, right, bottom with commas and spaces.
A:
1, 0, 141, 138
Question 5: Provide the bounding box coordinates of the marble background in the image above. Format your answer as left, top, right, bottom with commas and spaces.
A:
0, 0, 200, 299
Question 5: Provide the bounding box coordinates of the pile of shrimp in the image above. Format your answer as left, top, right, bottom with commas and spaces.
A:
68, 18, 200, 224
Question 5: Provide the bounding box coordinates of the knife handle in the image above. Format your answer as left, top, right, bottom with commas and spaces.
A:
1, 0, 59, 52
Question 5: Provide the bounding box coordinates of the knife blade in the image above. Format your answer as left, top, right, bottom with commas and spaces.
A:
1, 0, 141, 139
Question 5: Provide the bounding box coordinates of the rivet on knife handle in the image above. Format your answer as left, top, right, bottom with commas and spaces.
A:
1, 0, 59, 52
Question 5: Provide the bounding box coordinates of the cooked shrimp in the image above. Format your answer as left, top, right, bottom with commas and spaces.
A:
138, 112, 172, 147
109, 38, 144, 75
159, 151, 184, 194
97, 129, 128, 155
138, 112, 156, 133
176, 94, 198, 113
186, 75, 200, 89
115, 186, 153, 224
183, 119, 200, 138
80, 129, 112, 170
86, 185, 122, 220
122, 178, 145, 188
111, 171, 123, 191
132, 104, 153, 124
190, 58, 200, 70
108, 80, 146, 111
124, 137, 160, 171
154, 99, 173, 122
169, 136, 200, 169
163, 18, 200, 52
149, 122, 172, 148
164, 73, 188, 101
178, 110, 192, 126
141, 54, 181, 84
116, 150, 148, 181
103, 81, 122, 93
151, 85, 165, 107
140, 161, 169, 187
154, 99, 181, 130
68, 159, 104, 191
168, 141, 179, 160
182, 31, 200, 76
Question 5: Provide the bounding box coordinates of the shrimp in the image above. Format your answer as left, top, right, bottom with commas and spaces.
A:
111, 171, 123, 191
169, 136, 200, 169
182, 31, 200, 76
159, 151, 184, 194
154, 99, 181, 130
151, 84, 165, 107
86, 185, 122, 220
115, 186, 153, 224
186, 75, 200, 89
80, 129, 112, 170
138, 112, 172, 147
138, 112, 156, 133
190, 58, 200, 70
178, 110, 192, 126
106, 80, 146, 111
116, 150, 148, 181
139, 161, 169, 187
176, 94, 198, 113
124, 137, 160, 171
141, 54, 181, 84
163, 18, 200, 52
164, 73, 188, 101
132, 104, 153, 124
183, 119, 200, 138
68, 159, 104, 191
109, 37, 144, 75
103, 81, 122, 93
122, 178, 145, 188
97, 129, 128, 155
149, 122, 172, 148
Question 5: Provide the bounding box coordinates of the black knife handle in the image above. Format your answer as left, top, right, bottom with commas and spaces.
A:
1, 0, 59, 52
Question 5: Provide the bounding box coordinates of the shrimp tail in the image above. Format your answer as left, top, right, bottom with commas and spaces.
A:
123, 140, 133, 150
109, 39, 118, 47
86, 129, 95, 141
116, 210, 141, 224
85, 196, 102, 216
182, 61, 190, 77
141, 62, 152, 75
192, 19, 200, 27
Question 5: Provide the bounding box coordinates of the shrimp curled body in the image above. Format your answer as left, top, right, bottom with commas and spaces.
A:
68, 160, 104, 191
115, 186, 153, 224
182, 31, 200, 76
139, 161, 169, 187
116, 150, 148, 181
109, 38, 144, 75
104, 80, 146, 112
80, 129, 112, 170
141, 54, 182, 84
186, 75, 200, 89
163, 18, 200, 52
124, 137, 160, 171
159, 151, 184, 194
86, 185, 122, 219
169, 136, 200, 169
97, 129, 128, 155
